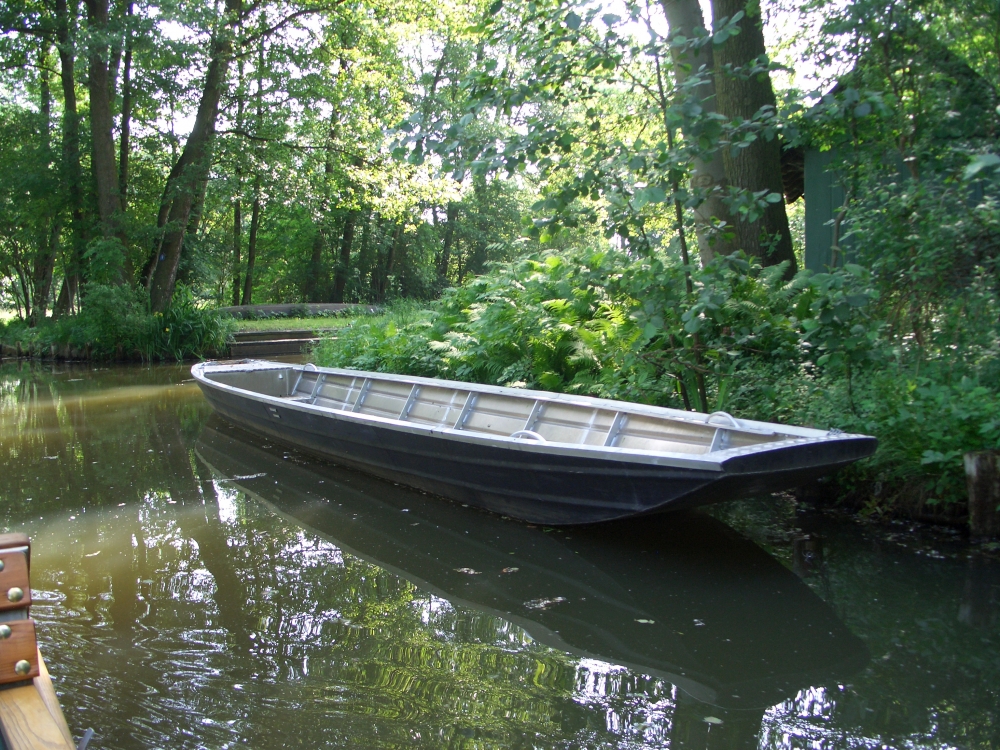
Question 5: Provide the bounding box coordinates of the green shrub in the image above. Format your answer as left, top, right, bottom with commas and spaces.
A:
0, 284, 234, 361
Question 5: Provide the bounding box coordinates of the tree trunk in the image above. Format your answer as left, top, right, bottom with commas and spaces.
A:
379, 224, 403, 301
659, 0, 737, 265
232, 197, 242, 306
31, 225, 59, 327
230, 49, 246, 307
468, 177, 489, 275
148, 0, 240, 312
31, 44, 58, 326
55, 0, 87, 309
437, 202, 457, 278
178, 176, 210, 285
53, 277, 70, 317
355, 210, 374, 298
84, 0, 132, 283
710, 0, 797, 273
332, 210, 357, 303
242, 186, 261, 305
241, 36, 264, 307
308, 225, 325, 302
118, 0, 134, 211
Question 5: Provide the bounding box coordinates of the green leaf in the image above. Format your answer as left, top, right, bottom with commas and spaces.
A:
684, 317, 702, 333
565, 11, 581, 30
644, 186, 667, 203
964, 153, 1000, 180
488, 0, 503, 14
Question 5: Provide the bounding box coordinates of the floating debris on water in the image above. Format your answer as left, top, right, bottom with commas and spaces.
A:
524, 597, 567, 610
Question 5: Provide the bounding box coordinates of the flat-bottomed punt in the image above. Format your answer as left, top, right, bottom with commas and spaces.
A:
192, 360, 876, 525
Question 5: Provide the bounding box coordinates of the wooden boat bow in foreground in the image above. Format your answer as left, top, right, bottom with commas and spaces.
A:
0, 534, 75, 750
192, 360, 877, 525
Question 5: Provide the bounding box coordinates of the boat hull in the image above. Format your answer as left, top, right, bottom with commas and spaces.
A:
197, 378, 872, 525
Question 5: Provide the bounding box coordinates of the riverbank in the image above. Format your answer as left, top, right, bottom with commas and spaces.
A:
0, 289, 366, 362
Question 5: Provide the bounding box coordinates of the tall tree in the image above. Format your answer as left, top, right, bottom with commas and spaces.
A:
30, 42, 59, 325
148, 0, 241, 312
54, 0, 86, 312
84, 0, 133, 282
242, 178, 262, 304
118, 0, 134, 211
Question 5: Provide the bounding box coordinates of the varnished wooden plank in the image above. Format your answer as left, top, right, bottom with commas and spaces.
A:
35, 653, 74, 749
0, 679, 75, 750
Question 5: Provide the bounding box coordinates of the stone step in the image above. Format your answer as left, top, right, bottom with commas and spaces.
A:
233, 329, 326, 343
229, 338, 323, 357
218, 303, 377, 319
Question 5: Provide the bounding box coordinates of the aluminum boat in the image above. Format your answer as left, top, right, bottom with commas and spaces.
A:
191, 360, 876, 525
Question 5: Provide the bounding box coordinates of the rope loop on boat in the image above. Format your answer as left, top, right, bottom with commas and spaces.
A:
304, 363, 319, 371
705, 411, 741, 429
510, 430, 547, 442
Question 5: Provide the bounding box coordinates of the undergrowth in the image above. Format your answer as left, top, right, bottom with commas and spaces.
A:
0, 284, 234, 361
314, 204, 1000, 517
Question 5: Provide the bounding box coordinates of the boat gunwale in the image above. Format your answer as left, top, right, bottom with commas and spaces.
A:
191, 361, 871, 472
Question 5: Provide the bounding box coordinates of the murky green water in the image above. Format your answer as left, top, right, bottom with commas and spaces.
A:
0, 361, 998, 749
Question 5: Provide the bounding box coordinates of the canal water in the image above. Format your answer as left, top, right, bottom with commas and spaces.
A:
0, 361, 997, 749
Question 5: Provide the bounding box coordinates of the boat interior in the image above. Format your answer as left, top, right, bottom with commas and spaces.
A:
202, 364, 795, 456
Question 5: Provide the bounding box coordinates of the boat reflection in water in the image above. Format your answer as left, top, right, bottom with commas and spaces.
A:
196, 417, 869, 744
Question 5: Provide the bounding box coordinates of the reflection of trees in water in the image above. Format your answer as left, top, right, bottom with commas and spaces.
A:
27, 432, 766, 748
0, 361, 211, 522
714, 499, 1000, 750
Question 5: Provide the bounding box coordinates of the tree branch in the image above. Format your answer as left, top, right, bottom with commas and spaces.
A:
239, 2, 347, 47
